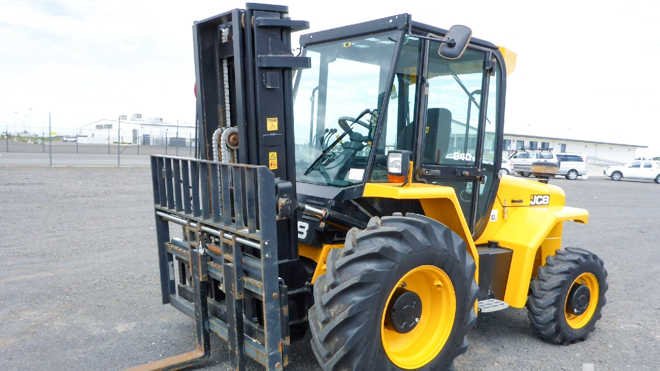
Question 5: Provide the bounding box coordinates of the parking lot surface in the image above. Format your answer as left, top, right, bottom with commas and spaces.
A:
1, 167, 658, 370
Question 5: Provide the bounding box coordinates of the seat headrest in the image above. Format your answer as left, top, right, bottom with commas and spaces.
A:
427, 108, 452, 126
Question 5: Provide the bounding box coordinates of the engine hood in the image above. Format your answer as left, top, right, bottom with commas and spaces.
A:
496, 175, 566, 208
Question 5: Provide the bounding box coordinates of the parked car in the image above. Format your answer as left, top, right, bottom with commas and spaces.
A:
499, 157, 514, 176
604, 160, 660, 183
509, 151, 558, 177
556, 153, 587, 180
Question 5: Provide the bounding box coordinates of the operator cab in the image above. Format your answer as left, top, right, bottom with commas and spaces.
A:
293, 14, 506, 237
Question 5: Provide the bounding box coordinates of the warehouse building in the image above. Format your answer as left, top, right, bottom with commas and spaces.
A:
77, 116, 194, 146
503, 133, 647, 164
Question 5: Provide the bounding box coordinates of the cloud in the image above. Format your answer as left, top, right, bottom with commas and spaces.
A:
0, 0, 658, 150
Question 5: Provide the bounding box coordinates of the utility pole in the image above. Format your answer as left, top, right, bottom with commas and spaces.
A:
5, 125, 8, 152
48, 112, 52, 167
117, 115, 121, 167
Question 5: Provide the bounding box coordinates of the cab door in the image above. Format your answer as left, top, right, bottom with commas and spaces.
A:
416, 41, 503, 235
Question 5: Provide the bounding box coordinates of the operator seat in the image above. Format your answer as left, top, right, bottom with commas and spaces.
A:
423, 108, 452, 163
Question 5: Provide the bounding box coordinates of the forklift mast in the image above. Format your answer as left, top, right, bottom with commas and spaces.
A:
194, 2, 309, 261
143, 3, 310, 370
194, 3, 308, 172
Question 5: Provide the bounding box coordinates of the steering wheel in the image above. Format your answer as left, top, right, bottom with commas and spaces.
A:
338, 116, 371, 133
303, 108, 373, 177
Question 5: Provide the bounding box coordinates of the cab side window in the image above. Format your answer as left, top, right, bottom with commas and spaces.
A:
423, 48, 486, 167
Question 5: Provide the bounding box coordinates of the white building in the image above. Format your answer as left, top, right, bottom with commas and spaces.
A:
77, 116, 195, 146
503, 133, 647, 164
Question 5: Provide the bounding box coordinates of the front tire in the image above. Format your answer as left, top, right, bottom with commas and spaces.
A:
527, 248, 607, 344
566, 169, 578, 180
655, 175, 660, 184
309, 214, 478, 370
610, 171, 622, 181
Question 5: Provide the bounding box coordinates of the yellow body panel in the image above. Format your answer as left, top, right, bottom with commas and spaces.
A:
363, 182, 480, 269
299, 175, 588, 309
299, 243, 343, 283
476, 175, 588, 308
498, 47, 517, 75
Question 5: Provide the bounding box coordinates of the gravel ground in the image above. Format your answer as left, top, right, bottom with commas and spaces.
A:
0, 167, 658, 370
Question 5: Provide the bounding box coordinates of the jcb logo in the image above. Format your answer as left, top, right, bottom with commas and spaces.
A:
530, 194, 550, 206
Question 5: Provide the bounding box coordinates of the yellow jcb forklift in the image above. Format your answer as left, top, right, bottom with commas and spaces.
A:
136, 3, 607, 370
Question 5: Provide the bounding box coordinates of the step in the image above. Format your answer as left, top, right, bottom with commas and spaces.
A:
478, 298, 509, 313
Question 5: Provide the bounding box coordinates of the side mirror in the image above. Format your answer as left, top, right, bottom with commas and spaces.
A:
437, 25, 472, 60
387, 150, 412, 184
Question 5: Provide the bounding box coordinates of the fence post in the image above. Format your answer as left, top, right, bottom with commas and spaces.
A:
117, 116, 121, 167
175, 121, 179, 156
5, 125, 8, 152
48, 112, 53, 167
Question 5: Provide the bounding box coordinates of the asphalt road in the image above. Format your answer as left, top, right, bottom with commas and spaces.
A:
1, 167, 658, 370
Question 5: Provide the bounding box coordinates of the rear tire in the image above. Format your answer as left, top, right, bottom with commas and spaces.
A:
655, 175, 659, 184
566, 169, 578, 180
527, 248, 607, 345
610, 171, 622, 181
308, 214, 478, 370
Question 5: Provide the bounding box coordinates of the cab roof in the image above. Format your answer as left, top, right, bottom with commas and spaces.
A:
299, 13, 497, 50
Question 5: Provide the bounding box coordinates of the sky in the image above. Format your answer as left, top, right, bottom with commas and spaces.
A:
1, 0, 658, 153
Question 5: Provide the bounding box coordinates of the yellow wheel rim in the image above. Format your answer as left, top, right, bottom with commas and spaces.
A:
564, 272, 599, 329
381, 265, 456, 369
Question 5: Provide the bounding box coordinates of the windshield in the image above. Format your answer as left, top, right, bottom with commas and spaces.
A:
293, 31, 400, 186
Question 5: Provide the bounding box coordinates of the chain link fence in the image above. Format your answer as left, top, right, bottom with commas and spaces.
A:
1, 131, 196, 167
